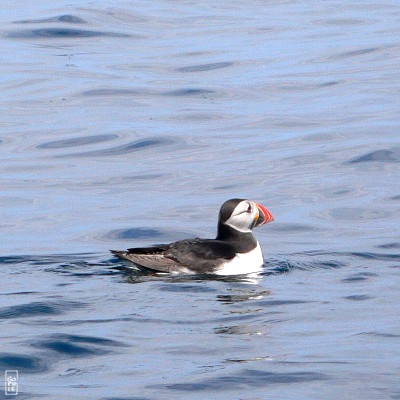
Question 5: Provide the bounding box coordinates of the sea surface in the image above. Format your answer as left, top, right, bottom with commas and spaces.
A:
1, 1, 400, 399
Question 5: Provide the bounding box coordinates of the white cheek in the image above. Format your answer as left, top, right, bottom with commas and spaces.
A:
225, 213, 253, 232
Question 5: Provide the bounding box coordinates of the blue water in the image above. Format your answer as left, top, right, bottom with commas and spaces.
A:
1, 1, 400, 399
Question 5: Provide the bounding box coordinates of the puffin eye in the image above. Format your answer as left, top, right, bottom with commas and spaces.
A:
247, 204, 252, 213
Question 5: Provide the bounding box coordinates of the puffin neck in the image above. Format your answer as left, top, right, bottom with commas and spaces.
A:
216, 223, 258, 252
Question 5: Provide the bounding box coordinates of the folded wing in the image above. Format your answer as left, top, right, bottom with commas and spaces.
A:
111, 239, 236, 274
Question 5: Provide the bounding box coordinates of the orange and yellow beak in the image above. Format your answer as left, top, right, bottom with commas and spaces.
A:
255, 203, 274, 226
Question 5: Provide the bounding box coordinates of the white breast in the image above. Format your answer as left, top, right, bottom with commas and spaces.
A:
215, 242, 264, 276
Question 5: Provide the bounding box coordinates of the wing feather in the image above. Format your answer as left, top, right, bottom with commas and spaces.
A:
111, 248, 182, 273
111, 239, 236, 274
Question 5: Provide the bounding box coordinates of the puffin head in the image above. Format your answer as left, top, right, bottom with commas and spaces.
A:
218, 198, 274, 233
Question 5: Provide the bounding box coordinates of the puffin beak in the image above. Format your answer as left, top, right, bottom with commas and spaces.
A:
255, 203, 274, 227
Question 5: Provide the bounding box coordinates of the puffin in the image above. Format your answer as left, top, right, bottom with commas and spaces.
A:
111, 198, 274, 275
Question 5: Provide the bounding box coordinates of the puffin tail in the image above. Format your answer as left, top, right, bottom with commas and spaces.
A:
110, 250, 129, 260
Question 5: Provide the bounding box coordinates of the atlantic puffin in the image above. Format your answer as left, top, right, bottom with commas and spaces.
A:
111, 198, 274, 275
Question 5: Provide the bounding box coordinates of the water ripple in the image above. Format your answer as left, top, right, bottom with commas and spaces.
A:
151, 369, 327, 391
344, 294, 373, 301
15, 15, 87, 24
32, 333, 127, 357
106, 228, 164, 240
348, 148, 400, 164
0, 300, 85, 320
66, 137, 177, 157
350, 251, 400, 261
162, 88, 215, 97
102, 397, 151, 400
270, 223, 318, 233
81, 87, 216, 98
357, 332, 400, 338
0, 353, 49, 374
6, 28, 131, 39
216, 290, 271, 304
264, 256, 346, 274
82, 88, 139, 96
176, 62, 233, 72
37, 134, 118, 149
214, 324, 268, 336
377, 242, 400, 249
328, 46, 381, 60
102, 398, 151, 400
341, 272, 378, 282
0, 253, 97, 266
157, 284, 217, 293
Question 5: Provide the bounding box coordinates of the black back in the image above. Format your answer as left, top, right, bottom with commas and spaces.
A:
127, 239, 237, 274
